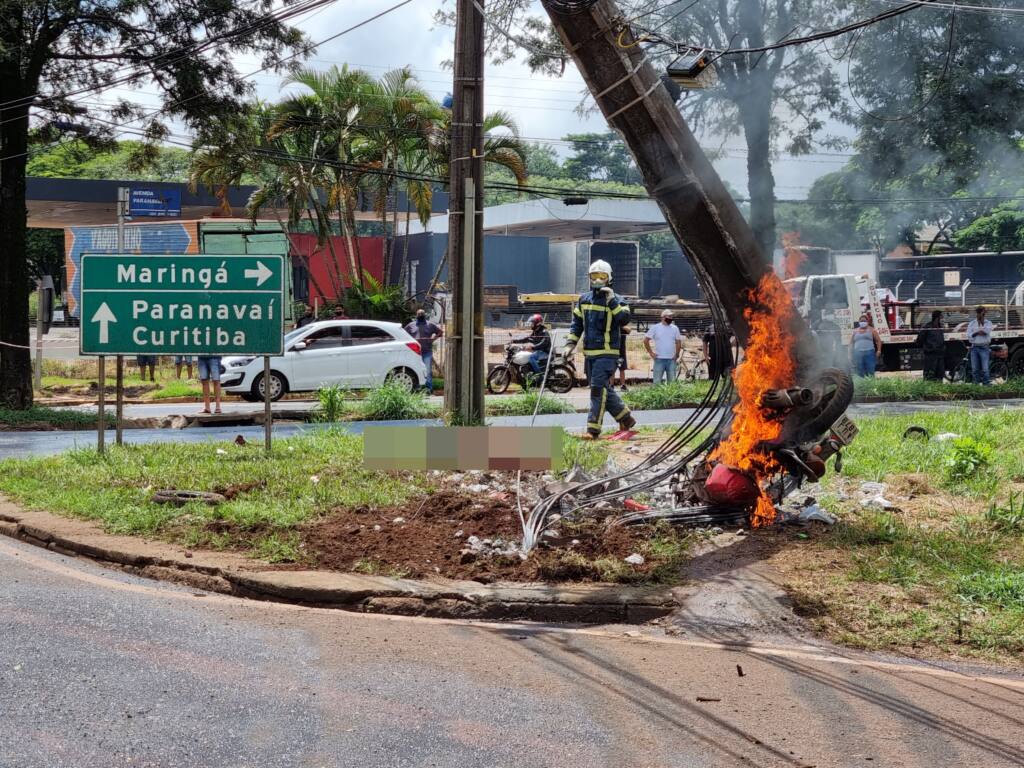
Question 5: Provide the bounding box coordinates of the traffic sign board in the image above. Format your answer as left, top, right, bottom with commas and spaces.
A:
128, 188, 182, 217
79, 254, 285, 355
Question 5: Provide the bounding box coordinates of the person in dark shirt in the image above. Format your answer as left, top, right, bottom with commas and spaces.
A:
916, 310, 946, 381
296, 306, 316, 328
404, 308, 443, 394
512, 314, 551, 376
702, 326, 734, 380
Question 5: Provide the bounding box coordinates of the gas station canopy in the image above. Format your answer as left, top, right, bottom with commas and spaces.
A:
404, 198, 669, 242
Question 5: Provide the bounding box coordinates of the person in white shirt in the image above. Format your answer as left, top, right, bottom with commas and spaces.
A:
966, 305, 994, 385
644, 310, 683, 384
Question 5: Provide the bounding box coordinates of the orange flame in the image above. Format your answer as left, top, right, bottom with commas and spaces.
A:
712, 271, 799, 527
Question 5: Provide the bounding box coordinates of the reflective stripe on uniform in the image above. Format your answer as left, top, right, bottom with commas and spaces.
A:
597, 388, 607, 427
567, 333, 579, 342
612, 406, 630, 420
573, 306, 584, 317
583, 347, 617, 356
611, 304, 628, 315
587, 422, 601, 430
580, 303, 610, 313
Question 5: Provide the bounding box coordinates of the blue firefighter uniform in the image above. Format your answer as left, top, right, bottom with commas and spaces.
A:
567, 288, 636, 437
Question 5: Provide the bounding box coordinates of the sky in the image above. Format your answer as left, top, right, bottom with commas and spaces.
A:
99, 0, 856, 199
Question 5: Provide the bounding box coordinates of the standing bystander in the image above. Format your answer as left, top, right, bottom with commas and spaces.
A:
916, 310, 946, 381
850, 314, 882, 378
644, 310, 682, 384
197, 355, 222, 414
404, 308, 443, 394
967, 306, 994, 385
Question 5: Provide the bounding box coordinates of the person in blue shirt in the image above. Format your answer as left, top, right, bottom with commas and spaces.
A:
562, 260, 637, 440
511, 314, 551, 381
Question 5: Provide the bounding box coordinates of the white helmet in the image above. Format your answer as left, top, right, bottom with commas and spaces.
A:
588, 259, 612, 278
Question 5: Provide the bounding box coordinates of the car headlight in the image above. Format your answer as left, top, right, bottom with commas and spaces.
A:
227, 357, 256, 368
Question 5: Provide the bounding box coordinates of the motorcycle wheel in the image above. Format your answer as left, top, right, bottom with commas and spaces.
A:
545, 365, 575, 394
487, 366, 513, 394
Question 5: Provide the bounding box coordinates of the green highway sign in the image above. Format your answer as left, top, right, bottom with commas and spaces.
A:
80, 254, 285, 356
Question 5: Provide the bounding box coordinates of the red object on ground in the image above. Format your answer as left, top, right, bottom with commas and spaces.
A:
623, 498, 651, 512
704, 463, 760, 507
605, 429, 638, 441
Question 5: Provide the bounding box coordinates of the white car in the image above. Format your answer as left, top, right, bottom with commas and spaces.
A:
221, 320, 428, 401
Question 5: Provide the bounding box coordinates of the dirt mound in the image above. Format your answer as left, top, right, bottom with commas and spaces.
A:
301, 489, 663, 583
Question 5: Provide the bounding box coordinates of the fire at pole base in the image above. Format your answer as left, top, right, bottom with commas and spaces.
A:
706, 272, 801, 527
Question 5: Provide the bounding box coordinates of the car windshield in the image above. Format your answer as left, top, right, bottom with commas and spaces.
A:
284, 328, 306, 345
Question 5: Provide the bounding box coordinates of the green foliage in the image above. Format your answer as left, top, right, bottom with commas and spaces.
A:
315, 384, 351, 423
952, 203, 1024, 252
560, 435, 608, 476
957, 569, 1024, 610
358, 381, 434, 421
853, 376, 1024, 401
486, 392, 573, 416
27, 140, 190, 182
342, 271, 412, 321
0, 431, 415, 543
561, 131, 642, 185
984, 493, 1024, 533
944, 437, 993, 483
0, 406, 113, 429
623, 380, 712, 410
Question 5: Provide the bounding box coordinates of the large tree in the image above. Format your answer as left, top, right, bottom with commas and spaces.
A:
832, 0, 1024, 252
436, 0, 845, 259
0, 0, 305, 408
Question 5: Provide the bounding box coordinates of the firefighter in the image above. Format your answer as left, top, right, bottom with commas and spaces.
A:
562, 260, 637, 440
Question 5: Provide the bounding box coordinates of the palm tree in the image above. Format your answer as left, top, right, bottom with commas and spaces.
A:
356, 67, 441, 281
416, 108, 530, 297
270, 65, 377, 290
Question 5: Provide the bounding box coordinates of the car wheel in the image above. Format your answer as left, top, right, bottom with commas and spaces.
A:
252, 371, 286, 402
239, 392, 260, 403
385, 367, 416, 393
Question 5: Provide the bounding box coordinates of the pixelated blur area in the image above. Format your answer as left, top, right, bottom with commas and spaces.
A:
363, 427, 564, 471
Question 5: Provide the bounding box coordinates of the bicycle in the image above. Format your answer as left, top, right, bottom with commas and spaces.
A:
676, 350, 708, 381
946, 341, 1009, 384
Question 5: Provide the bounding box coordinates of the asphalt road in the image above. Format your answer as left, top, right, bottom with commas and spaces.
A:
3, 536, 1023, 768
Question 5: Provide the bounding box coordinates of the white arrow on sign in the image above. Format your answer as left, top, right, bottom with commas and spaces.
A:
91, 302, 117, 344
244, 261, 274, 287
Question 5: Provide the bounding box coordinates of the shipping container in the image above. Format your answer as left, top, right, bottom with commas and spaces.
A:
549, 240, 641, 296
289, 233, 386, 302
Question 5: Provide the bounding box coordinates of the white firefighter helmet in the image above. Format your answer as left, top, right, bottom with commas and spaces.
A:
588, 259, 612, 287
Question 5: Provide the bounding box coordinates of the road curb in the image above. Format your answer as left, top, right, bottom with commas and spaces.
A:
0, 503, 675, 624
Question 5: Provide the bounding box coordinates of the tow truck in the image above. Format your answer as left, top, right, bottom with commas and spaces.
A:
786, 273, 1024, 377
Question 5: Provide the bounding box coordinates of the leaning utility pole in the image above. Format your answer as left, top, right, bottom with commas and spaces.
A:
541, 0, 814, 365
444, 0, 486, 424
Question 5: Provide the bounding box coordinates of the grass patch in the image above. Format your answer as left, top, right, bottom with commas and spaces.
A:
486, 391, 574, 417
776, 410, 1024, 663
561, 434, 609, 474
0, 406, 113, 430
623, 380, 712, 410
854, 376, 1024, 401
356, 381, 438, 420
836, 409, 1024, 495
0, 429, 418, 550
150, 380, 204, 400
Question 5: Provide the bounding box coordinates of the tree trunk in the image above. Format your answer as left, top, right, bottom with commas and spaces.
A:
305, 203, 342, 299
0, 95, 33, 409
741, 89, 777, 263
399, 196, 413, 298
336, 196, 359, 291
345, 203, 365, 288
736, 0, 777, 262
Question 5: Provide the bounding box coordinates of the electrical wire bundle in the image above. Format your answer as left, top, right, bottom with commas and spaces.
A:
544, 0, 602, 15
518, 283, 746, 554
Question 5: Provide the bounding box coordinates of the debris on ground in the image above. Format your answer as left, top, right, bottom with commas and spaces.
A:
902, 426, 929, 440
623, 498, 651, 512
933, 432, 961, 442
624, 553, 645, 565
